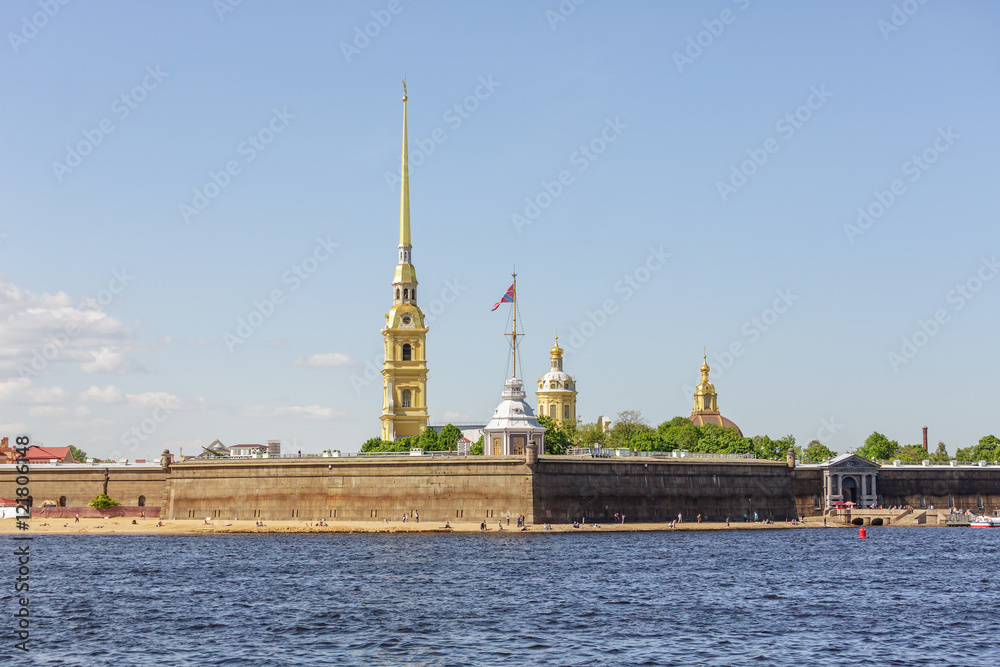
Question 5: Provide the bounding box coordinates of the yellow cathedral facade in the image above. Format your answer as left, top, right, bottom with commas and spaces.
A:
380, 83, 429, 441
535, 338, 577, 424
688, 353, 743, 436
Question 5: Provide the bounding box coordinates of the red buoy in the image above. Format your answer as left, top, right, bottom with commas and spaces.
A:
858, 527, 868, 539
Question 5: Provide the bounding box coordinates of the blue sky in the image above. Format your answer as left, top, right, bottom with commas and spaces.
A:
1, 1, 998, 460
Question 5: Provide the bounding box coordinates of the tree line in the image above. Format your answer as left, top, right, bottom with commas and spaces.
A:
854, 432, 1000, 463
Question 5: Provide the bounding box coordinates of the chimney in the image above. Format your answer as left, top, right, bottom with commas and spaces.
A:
922, 427, 928, 451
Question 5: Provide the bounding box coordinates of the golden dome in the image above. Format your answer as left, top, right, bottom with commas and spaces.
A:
550, 337, 563, 358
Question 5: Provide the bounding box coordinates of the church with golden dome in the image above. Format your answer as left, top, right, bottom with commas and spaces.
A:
688, 353, 742, 436
379, 82, 429, 441
535, 338, 577, 424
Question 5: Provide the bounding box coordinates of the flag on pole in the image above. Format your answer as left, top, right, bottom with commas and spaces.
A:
491, 284, 515, 311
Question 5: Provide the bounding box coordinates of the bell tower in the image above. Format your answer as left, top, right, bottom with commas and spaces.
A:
380, 80, 429, 441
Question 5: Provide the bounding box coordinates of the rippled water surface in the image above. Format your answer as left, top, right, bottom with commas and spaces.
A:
8, 528, 999, 666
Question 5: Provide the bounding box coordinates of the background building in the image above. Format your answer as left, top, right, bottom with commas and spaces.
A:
380, 84, 429, 440
536, 338, 577, 423
688, 355, 743, 436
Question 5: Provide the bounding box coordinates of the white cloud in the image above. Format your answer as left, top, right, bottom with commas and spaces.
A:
0, 275, 141, 375
80, 347, 147, 375
27, 406, 70, 418
0, 378, 71, 404
126, 391, 185, 410
293, 352, 356, 369
81, 385, 126, 404
241, 404, 345, 420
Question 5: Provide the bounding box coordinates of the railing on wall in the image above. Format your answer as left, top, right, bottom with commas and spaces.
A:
565, 447, 755, 460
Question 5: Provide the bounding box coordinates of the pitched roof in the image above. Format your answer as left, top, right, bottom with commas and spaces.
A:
25, 446, 75, 462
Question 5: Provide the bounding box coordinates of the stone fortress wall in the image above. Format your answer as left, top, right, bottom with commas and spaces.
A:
2, 457, 998, 522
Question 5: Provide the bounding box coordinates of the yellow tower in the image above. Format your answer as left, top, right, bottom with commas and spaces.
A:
535, 337, 577, 423
688, 352, 742, 436
380, 81, 429, 441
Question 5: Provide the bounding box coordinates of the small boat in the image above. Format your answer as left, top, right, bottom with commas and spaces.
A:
970, 515, 1000, 528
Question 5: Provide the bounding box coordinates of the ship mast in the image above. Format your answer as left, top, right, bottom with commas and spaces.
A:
504, 271, 519, 378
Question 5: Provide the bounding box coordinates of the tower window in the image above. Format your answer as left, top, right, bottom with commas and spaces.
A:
564, 405, 569, 419
403, 288, 408, 299
401, 389, 411, 407
395, 288, 400, 300
411, 287, 415, 300
402, 343, 412, 361
549, 405, 556, 418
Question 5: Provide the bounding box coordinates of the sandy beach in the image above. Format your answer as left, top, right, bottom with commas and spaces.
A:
0, 516, 828, 535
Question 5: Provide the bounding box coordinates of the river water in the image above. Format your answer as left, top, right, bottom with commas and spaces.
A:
8, 527, 997, 666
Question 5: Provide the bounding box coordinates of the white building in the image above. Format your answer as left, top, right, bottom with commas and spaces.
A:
482, 377, 546, 456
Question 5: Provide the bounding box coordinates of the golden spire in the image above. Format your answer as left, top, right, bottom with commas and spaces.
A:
399, 77, 410, 248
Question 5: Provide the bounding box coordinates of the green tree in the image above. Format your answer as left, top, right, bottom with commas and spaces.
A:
855, 431, 898, 462
697, 423, 754, 454
470, 435, 484, 455
803, 440, 837, 462
436, 424, 463, 451
956, 434, 1000, 463
69, 445, 88, 462
897, 444, 927, 463
657, 417, 699, 451
574, 422, 606, 448
416, 427, 439, 451
631, 429, 666, 452
753, 434, 795, 461
608, 410, 651, 449
89, 492, 120, 509
929, 442, 950, 463
538, 416, 572, 455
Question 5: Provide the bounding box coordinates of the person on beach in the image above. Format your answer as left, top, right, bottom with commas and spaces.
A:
498, 520, 503, 531
480, 521, 486, 531
726, 517, 730, 527
415, 510, 419, 523
677, 512, 682, 523
75, 514, 79, 523
622, 513, 625, 524
697, 513, 702, 523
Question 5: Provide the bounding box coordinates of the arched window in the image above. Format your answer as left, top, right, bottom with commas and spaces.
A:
403, 288, 408, 299
402, 343, 412, 361
411, 287, 415, 300
401, 389, 411, 407
563, 405, 570, 420
395, 288, 400, 300
59, 496, 67, 507
549, 405, 556, 418
138, 495, 146, 507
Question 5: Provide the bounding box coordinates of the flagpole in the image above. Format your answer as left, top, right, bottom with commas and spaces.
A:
511, 270, 517, 378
